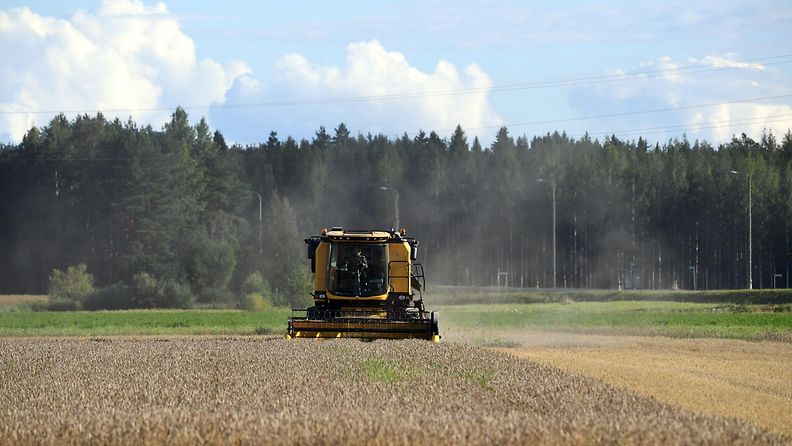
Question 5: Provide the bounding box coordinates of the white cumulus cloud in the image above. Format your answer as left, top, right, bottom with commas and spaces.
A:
566, 54, 792, 143
211, 40, 501, 143
0, 0, 250, 142
688, 102, 792, 142
691, 55, 766, 71
1, 4, 499, 144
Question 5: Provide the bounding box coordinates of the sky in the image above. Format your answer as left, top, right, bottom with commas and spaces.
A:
1, 0, 791, 145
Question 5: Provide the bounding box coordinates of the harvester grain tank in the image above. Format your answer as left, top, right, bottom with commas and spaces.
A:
287, 227, 440, 341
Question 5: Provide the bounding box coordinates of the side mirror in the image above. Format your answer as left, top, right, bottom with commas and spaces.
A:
306, 238, 319, 273
410, 246, 418, 261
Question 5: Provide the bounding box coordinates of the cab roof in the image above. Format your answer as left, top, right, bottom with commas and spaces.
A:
306, 227, 417, 245
326, 229, 392, 241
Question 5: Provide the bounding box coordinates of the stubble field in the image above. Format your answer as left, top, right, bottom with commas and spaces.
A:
486, 331, 792, 436
0, 337, 785, 445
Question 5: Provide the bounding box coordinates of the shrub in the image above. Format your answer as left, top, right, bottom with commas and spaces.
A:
129, 273, 193, 309
48, 264, 95, 309
240, 293, 271, 312
239, 272, 274, 311
44, 300, 81, 311
241, 272, 272, 299
84, 283, 132, 310
130, 272, 160, 308
157, 279, 193, 309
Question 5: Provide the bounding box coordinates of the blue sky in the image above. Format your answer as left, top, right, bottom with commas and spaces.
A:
1, 0, 791, 145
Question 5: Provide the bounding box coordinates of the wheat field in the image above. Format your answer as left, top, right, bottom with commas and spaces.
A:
0, 337, 784, 445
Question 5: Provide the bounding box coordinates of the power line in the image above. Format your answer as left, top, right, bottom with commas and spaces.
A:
435, 93, 792, 134
579, 113, 792, 140
486, 57, 792, 93
380, 99, 792, 140
2, 54, 791, 116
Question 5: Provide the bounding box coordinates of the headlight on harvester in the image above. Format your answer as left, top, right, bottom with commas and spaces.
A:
398, 295, 406, 301
317, 293, 326, 299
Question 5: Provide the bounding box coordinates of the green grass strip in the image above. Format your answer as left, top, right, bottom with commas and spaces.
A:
0, 309, 290, 336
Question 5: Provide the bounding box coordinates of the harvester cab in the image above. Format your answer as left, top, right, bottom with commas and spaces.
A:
286, 227, 440, 341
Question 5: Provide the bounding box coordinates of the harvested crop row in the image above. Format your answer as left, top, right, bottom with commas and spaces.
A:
0, 337, 783, 445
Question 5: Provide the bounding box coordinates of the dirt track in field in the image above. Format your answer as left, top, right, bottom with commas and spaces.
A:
443, 328, 792, 436
1, 337, 785, 445
0, 295, 46, 309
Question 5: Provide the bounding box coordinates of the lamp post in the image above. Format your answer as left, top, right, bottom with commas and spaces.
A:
379, 186, 399, 230
255, 192, 263, 255
537, 178, 557, 288
730, 170, 752, 290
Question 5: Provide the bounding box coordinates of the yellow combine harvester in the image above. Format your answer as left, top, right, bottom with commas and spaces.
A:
287, 227, 440, 342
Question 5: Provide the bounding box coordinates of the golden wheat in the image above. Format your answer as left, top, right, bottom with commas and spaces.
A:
0, 337, 783, 445
486, 329, 792, 436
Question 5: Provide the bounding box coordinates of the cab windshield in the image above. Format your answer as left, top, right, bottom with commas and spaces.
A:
328, 243, 388, 297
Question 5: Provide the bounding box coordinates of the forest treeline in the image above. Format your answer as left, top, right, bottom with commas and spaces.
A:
1, 108, 791, 304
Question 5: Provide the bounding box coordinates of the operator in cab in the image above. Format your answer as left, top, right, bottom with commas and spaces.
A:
344, 247, 369, 295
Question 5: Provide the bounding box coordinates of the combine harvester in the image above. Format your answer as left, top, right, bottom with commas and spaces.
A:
287, 227, 440, 342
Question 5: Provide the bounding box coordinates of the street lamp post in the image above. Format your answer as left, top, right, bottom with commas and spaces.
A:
537, 178, 557, 288
730, 170, 752, 290
255, 192, 263, 255
379, 186, 400, 230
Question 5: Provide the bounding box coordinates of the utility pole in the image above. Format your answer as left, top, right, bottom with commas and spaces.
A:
537, 178, 557, 288
748, 174, 752, 290
379, 186, 399, 229
255, 192, 262, 255
731, 170, 752, 289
